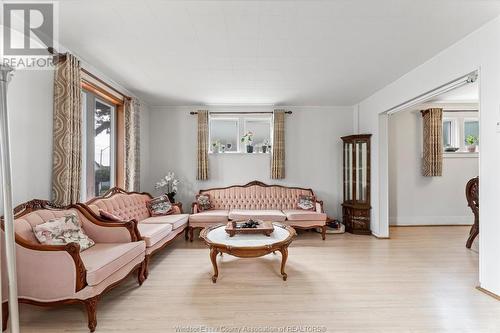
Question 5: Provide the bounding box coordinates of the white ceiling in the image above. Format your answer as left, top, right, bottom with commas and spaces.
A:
429, 81, 479, 103
58, 0, 500, 106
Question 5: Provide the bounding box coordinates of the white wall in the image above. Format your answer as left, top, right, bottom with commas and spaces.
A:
147, 106, 353, 218
388, 110, 478, 225
357, 16, 500, 295
0, 70, 55, 214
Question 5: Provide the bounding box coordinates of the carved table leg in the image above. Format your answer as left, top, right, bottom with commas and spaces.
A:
466, 222, 479, 249
279, 246, 289, 281
84, 296, 99, 332
210, 247, 219, 283
184, 227, 189, 241
2, 302, 8, 332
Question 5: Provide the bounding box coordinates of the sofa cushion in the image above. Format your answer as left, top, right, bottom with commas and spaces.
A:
137, 223, 173, 247
81, 241, 145, 286
282, 209, 327, 221
189, 210, 229, 223
228, 209, 286, 222
141, 214, 189, 230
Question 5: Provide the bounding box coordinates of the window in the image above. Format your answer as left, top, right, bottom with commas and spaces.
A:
209, 114, 272, 153
82, 90, 117, 199
442, 111, 479, 152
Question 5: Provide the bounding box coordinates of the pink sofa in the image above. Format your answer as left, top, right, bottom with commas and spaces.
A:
82, 187, 189, 277
1, 199, 146, 332
189, 181, 329, 240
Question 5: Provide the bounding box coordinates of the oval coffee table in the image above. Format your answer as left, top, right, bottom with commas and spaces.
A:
200, 223, 296, 283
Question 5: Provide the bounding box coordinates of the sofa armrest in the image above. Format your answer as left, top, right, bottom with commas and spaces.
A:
315, 200, 324, 213
74, 204, 140, 243
191, 202, 199, 214
171, 202, 183, 214
15, 240, 87, 294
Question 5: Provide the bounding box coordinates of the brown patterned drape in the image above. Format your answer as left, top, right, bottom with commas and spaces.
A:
51, 54, 82, 205
125, 98, 141, 191
197, 110, 209, 180
271, 109, 286, 179
422, 108, 443, 177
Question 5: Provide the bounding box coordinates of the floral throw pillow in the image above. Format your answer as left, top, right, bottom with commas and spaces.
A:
99, 209, 122, 221
146, 195, 173, 216
196, 194, 213, 212
33, 212, 95, 251
297, 194, 316, 211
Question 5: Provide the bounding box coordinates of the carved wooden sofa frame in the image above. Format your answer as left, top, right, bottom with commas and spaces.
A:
1, 199, 147, 332
189, 181, 328, 241
80, 187, 188, 277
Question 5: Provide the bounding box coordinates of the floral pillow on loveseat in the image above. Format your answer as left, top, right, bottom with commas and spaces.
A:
33, 212, 95, 251
297, 194, 316, 211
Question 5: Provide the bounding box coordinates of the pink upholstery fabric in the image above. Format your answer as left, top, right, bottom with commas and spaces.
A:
141, 214, 189, 230
189, 210, 229, 223
80, 241, 145, 286
144, 226, 185, 255
137, 223, 173, 247
282, 209, 327, 221
16, 240, 80, 300
228, 209, 287, 222
87, 193, 151, 221
200, 185, 314, 210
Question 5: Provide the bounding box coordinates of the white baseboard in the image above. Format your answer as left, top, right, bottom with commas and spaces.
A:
389, 215, 473, 226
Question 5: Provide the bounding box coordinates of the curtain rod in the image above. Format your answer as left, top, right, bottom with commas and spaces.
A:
47, 47, 132, 101
190, 111, 292, 115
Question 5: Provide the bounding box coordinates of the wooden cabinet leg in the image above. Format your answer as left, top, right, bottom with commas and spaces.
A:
210, 247, 219, 283
279, 247, 289, 281
184, 227, 189, 241
466, 223, 479, 249
84, 296, 99, 332
2, 302, 8, 332
321, 225, 327, 240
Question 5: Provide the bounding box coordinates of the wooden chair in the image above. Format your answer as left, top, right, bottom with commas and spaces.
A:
465, 176, 479, 249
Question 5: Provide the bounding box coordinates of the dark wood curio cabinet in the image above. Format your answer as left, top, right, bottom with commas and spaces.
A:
341, 134, 372, 235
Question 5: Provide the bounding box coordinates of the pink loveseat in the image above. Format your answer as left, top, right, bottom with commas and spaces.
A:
189, 181, 328, 240
1, 200, 146, 332
82, 187, 189, 277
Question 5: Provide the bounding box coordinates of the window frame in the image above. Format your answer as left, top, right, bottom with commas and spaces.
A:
208, 116, 240, 153
81, 80, 125, 200
442, 111, 479, 153
208, 113, 273, 154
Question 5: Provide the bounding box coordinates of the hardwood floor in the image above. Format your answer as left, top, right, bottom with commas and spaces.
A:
10, 226, 500, 333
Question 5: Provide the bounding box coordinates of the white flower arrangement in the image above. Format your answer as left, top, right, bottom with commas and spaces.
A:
155, 172, 180, 194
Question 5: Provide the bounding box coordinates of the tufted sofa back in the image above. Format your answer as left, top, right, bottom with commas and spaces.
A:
13, 208, 89, 244
86, 193, 151, 222
200, 184, 314, 210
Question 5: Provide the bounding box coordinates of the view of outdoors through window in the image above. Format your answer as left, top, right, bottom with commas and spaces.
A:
94, 100, 112, 196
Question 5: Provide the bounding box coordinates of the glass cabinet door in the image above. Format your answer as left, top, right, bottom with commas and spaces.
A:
356, 141, 368, 203
344, 142, 354, 201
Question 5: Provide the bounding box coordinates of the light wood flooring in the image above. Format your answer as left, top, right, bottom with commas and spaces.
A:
10, 226, 500, 333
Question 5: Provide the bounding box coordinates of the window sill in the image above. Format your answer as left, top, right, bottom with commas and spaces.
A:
443, 152, 479, 158
209, 152, 271, 155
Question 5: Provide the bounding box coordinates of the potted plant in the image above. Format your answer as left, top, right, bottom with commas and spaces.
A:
262, 140, 270, 153
155, 172, 180, 203
211, 141, 220, 154
241, 131, 254, 153
465, 135, 478, 152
